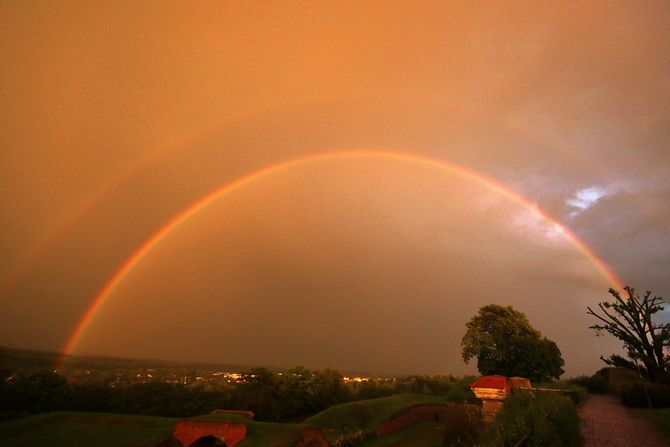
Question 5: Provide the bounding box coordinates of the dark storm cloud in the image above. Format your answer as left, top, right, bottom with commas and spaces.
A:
569, 189, 670, 296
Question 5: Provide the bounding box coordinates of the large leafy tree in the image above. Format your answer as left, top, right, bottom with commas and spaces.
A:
587, 286, 670, 382
461, 304, 564, 382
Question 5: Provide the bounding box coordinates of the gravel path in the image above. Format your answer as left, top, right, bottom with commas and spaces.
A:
579, 394, 667, 447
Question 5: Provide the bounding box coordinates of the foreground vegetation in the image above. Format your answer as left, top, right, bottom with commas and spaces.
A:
306, 394, 446, 429
0, 368, 466, 421
0, 388, 585, 447
360, 421, 445, 447
481, 390, 580, 447
0, 346, 463, 423
0, 411, 312, 447
0, 346, 593, 446
0, 412, 177, 447
637, 408, 670, 443
0, 394, 457, 447
306, 394, 455, 445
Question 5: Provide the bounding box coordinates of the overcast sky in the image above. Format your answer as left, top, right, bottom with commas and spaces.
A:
1, 1, 669, 376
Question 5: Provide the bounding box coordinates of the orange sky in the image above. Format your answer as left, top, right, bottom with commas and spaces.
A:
1, 1, 669, 375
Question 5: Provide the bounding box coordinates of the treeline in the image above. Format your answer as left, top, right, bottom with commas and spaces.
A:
0, 363, 465, 422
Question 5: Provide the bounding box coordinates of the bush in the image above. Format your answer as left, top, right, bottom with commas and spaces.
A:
330, 428, 367, 447
444, 377, 478, 404
620, 382, 670, 408
568, 373, 609, 394
442, 404, 483, 446
481, 390, 580, 447
536, 381, 588, 405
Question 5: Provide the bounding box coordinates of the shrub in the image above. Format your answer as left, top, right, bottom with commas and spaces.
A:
444, 377, 478, 404
536, 381, 588, 405
442, 404, 483, 446
481, 389, 580, 447
568, 374, 609, 394
329, 428, 367, 447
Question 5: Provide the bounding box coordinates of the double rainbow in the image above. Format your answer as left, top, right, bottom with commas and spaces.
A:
59, 149, 624, 364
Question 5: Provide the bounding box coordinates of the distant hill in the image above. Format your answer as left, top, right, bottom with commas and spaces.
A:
2, 346, 395, 377
3, 347, 261, 374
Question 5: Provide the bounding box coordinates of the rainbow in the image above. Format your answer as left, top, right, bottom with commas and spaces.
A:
6, 97, 645, 301
59, 149, 624, 364
0, 100, 318, 299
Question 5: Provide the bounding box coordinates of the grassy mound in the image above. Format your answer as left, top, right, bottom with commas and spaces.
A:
0, 411, 310, 447
0, 412, 175, 447
360, 421, 445, 447
0, 394, 450, 446
305, 394, 445, 431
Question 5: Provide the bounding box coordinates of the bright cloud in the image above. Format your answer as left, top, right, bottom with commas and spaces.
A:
567, 186, 611, 218
567, 186, 608, 210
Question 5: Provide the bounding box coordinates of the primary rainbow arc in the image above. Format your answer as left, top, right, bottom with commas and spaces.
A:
60, 149, 624, 364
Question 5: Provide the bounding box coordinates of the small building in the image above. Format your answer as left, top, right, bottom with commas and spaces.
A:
470, 375, 531, 423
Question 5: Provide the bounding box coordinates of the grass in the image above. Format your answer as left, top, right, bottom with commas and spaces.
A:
241, 421, 306, 447
0, 394, 450, 446
0, 412, 175, 447
637, 408, 670, 443
305, 394, 446, 431
359, 421, 445, 447
305, 394, 448, 445
189, 412, 252, 423
0, 411, 311, 447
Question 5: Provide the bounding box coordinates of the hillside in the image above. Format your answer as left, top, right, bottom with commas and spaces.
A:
0, 394, 450, 447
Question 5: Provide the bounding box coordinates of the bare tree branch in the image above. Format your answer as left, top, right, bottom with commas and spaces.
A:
587, 286, 670, 382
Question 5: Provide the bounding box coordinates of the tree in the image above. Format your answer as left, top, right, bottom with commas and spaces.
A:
236, 367, 284, 421
308, 368, 350, 409
282, 366, 316, 416
587, 286, 670, 382
461, 304, 564, 382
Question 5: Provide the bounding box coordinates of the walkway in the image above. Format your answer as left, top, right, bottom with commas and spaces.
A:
579, 394, 667, 447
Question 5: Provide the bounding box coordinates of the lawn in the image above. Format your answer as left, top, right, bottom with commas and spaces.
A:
241, 421, 306, 447
305, 393, 446, 431
0, 412, 175, 447
0, 394, 450, 447
637, 408, 670, 443
360, 421, 445, 447
0, 411, 311, 447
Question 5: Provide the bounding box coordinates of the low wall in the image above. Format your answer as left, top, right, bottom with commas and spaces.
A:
172, 420, 247, 447
295, 427, 329, 447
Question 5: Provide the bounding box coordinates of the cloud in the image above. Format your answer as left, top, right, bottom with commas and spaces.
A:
568, 188, 670, 296
565, 184, 632, 220
567, 186, 608, 212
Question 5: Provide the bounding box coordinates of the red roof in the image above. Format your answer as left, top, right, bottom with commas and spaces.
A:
470, 375, 508, 390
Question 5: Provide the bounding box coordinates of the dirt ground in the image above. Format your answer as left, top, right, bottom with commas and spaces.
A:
579, 394, 667, 447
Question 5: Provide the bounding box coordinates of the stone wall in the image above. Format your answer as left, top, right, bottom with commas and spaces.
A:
295, 427, 329, 447
172, 420, 247, 447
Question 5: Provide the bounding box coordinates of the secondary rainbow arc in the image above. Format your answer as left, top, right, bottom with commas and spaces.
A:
59, 149, 625, 365
7, 95, 647, 302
